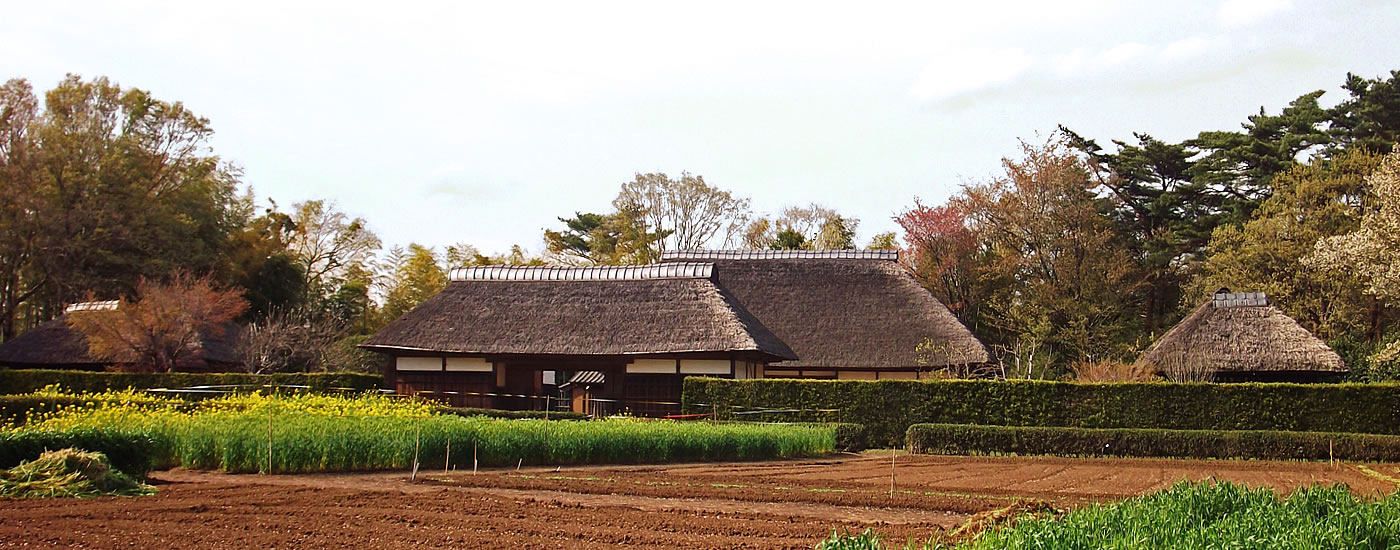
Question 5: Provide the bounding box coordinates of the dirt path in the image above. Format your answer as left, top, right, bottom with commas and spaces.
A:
1, 453, 1394, 549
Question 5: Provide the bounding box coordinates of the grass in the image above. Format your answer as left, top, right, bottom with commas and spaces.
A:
0, 448, 154, 499
4, 389, 835, 473
818, 481, 1400, 549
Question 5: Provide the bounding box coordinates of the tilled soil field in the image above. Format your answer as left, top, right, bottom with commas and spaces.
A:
2, 453, 1396, 549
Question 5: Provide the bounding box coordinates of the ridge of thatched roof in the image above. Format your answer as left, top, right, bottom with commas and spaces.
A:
662, 250, 899, 261
1135, 296, 1346, 373
362, 277, 796, 360
661, 253, 988, 369
449, 263, 713, 282
0, 318, 243, 368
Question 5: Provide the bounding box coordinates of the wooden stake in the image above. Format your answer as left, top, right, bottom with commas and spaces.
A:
1330, 440, 1334, 468
473, 441, 478, 476
445, 438, 451, 474
266, 413, 273, 475
889, 450, 896, 498
411, 423, 421, 481
517, 458, 522, 471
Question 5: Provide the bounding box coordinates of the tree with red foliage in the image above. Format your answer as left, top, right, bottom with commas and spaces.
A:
894, 199, 981, 322
67, 271, 248, 373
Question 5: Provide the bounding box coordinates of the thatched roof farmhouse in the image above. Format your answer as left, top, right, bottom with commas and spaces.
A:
0, 301, 243, 372
363, 251, 988, 415
1135, 290, 1347, 383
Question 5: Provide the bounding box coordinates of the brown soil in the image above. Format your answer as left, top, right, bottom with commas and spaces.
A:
1, 453, 1395, 549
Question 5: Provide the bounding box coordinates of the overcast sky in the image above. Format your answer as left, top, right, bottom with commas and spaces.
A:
4, 0, 1397, 256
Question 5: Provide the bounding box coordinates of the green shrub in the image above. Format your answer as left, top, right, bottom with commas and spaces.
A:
965, 482, 1400, 549
685, 378, 1400, 447
906, 423, 1400, 462
0, 369, 385, 395
442, 407, 587, 421
0, 428, 168, 475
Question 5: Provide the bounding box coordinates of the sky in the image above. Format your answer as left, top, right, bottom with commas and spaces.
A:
3, 0, 1398, 256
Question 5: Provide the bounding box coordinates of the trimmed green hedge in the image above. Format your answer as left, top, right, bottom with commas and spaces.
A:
684, 378, 1400, 447
442, 407, 588, 421
906, 423, 1400, 462
0, 428, 169, 475
0, 369, 385, 395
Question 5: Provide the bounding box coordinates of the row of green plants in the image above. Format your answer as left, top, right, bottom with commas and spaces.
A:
906, 423, 1400, 462
0, 369, 385, 395
817, 482, 1400, 549
1, 389, 834, 473
685, 378, 1400, 446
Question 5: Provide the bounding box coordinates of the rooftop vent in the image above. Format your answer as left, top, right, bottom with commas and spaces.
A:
64, 300, 119, 313
661, 250, 898, 261
449, 262, 714, 282
1212, 290, 1268, 308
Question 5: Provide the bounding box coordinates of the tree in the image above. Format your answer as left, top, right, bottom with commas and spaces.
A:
956, 137, 1146, 369
287, 199, 380, 302
238, 307, 342, 374
1328, 70, 1400, 154
66, 271, 248, 373
866, 232, 898, 250
814, 215, 859, 250
894, 200, 982, 323
543, 208, 667, 265
613, 172, 749, 254
1192, 149, 1383, 341
0, 79, 43, 341
770, 227, 807, 250
379, 244, 448, 321
1307, 146, 1400, 353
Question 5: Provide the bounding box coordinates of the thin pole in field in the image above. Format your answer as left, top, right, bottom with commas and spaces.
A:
889, 451, 895, 499
445, 438, 451, 474
517, 458, 522, 471
411, 422, 421, 481
473, 440, 478, 475
266, 412, 273, 475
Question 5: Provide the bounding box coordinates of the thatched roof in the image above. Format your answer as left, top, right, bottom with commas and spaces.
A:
362, 265, 795, 360
1135, 292, 1346, 374
660, 250, 989, 369
0, 319, 103, 367
0, 318, 243, 369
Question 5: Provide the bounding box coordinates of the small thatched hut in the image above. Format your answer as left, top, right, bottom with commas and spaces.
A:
0, 302, 244, 373
1135, 290, 1347, 383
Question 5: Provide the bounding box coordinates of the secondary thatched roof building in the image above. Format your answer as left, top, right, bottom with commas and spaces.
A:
661, 250, 989, 377
1134, 290, 1347, 383
0, 302, 243, 372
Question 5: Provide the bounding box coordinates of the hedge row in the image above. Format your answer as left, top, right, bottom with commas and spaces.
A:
443, 407, 588, 421
0, 369, 385, 395
0, 428, 168, 475
906, 423, 1400, 462
683, 378, 1400, 447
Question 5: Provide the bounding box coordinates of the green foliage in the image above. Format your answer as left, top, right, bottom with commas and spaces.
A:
0, 448, 155, 498
0, 369, 385, 395
771, 227, 807, 250
379, 243, 448, 321
906, 423, 1400, 461
0, 392, 176, 425
685, 378, 1400, 447
0, 428, 166, 475
2, 392, 832, 474
443, 407, 588, 421
788, 423, 867, 452
965, 482, 1400, 549
816, 528, 885, 550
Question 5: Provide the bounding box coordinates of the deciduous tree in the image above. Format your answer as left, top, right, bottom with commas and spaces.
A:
66, 271, 248, 373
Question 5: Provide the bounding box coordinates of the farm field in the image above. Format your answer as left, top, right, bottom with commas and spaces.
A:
3, 453, 1397, 549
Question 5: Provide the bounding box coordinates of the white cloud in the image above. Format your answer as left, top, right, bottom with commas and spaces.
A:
1095, 42, 1149, 67
1218, 0, 1293, 27
909, 48, 1034, 101
1162, 35, 1214, 61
